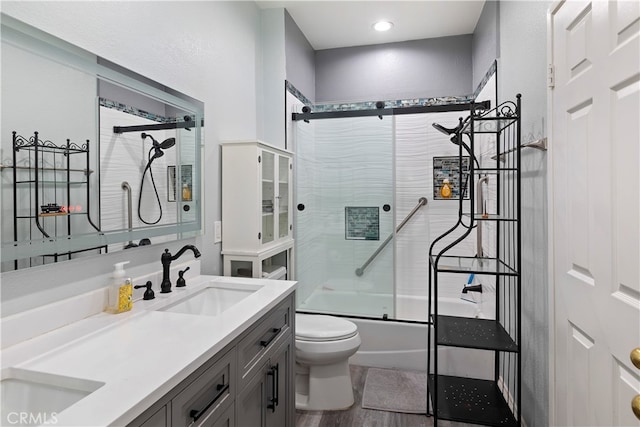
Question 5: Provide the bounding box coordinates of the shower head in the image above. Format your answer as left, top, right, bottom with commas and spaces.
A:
142, 133, 175, 155
432, 122, 461, 136
159, 137, 175, 149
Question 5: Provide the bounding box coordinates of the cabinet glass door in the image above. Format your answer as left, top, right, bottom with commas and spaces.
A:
261, 150, 275, 244
278, 155, 290, 239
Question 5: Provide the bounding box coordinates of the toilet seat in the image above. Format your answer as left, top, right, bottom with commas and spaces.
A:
296, 314, 358, 342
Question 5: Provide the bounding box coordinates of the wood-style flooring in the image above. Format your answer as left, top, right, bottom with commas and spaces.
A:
295, 365, 475, 427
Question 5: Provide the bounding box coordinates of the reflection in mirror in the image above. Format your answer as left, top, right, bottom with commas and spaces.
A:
0, 14, 203, 272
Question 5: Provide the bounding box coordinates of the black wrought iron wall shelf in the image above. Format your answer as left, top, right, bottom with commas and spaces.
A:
427, 95, 522, 427
10, 131, 104, 269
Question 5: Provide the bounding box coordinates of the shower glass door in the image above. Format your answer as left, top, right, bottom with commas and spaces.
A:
294, 116, 395, 318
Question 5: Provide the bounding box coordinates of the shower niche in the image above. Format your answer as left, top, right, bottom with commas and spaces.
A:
221, 140, 293, 280
428, 96, 522, 426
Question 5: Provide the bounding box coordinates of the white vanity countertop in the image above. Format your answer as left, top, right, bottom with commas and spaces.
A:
1, 275, 296, 427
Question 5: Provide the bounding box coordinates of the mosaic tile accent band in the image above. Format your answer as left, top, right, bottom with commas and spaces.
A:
99, 97, 174, 123
285, 82, 475, 113
285, 81, 313, 106
473, 60, 497, 99
313, 95, 475, 113
287, 60, 497, 114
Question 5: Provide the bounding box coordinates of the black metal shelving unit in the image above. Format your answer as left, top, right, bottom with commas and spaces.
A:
11, 131, 105, 269
427, 95, 521, 426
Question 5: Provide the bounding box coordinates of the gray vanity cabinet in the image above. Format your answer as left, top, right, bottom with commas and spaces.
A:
171, 348, 235, 427
236, 339, 292, 427
136, 406, 168, 427
127, 293, 294, 427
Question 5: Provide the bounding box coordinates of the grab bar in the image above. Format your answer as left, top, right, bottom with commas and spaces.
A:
355, 197, 428, 276
476, 176, 489, 257
122, 182, 134, 247
491, 137, 547, 161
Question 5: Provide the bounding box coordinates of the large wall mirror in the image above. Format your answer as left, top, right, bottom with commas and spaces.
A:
1, 15, 204, 272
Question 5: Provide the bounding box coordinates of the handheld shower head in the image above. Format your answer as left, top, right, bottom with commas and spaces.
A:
142, 134, 175, 158
159, 137, 175, 149
433, 117, 480, 169
432, 122, 460, 136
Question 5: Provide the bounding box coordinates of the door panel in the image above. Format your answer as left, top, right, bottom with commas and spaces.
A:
551, 1, 640, 425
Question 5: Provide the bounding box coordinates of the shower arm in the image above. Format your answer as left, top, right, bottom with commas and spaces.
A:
355, 197, 428, 277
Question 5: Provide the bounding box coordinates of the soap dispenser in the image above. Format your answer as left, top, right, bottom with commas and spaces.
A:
440, 178, 452, 198
107, 261, 133, 314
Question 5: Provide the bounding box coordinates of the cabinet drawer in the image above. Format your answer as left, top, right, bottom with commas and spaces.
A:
128, 404, 167, 427
200, 401, 235, 427
237, 298, 291, 390
172, 348, 235, 427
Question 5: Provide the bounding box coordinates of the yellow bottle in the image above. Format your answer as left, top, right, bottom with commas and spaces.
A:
182, 183, 192, 201
440, 178, 452, 198
107, 261, 133, 313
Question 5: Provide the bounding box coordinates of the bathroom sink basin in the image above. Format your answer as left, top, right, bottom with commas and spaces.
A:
159, 283, 261, 316
1, 368, 104, 425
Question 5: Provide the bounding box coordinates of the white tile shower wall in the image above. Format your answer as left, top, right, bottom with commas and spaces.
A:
99, 108, 177, 251
293, 109, 488, 313
395, 112, 477, 303
473, 73, 498, 318
294, 115, 395, 302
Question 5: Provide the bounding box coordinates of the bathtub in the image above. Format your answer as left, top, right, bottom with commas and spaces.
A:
298, 290, 493, 377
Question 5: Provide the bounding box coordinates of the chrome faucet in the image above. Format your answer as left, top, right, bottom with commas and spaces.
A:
160, 245, 201, 293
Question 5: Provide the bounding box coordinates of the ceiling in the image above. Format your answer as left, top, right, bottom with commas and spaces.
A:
257, 1, 486, 50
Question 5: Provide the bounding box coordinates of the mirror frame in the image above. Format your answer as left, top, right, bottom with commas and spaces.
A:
1, 14, 204, 266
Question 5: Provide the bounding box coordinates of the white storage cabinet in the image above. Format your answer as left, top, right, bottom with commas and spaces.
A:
221, 141, 293, 279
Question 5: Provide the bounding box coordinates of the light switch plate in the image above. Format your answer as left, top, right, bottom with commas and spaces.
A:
214, 221, 222, 243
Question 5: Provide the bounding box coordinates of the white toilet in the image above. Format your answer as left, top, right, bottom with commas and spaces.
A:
295, 314, 361, 411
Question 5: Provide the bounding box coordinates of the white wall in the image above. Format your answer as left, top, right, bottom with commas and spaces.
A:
260, 8, 287, 148
395, 111, 477, 305
0, 1, 266, 314
498, 2, 550, 426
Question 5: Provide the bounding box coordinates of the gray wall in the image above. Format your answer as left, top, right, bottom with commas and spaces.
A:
314, 35, 473, 103
498, 1, 551, 426
284, 10, 315, 102
472, 0, 499, 91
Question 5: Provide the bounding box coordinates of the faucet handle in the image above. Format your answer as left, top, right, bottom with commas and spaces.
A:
176, 267, 190, 288
134, 281, 155, 300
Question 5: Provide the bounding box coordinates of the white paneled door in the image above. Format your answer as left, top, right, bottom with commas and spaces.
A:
550, 1, 640, 426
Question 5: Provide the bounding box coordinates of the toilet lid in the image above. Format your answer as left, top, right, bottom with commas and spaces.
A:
295, 314, 358, 342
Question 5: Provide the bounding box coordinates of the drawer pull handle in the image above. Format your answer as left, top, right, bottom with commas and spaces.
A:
189, 381, 229, 422
267, 363, 279, 412
260, 327, 282, 347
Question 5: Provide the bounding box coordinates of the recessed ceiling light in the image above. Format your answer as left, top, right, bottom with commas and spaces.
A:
373, 21, 393, 32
